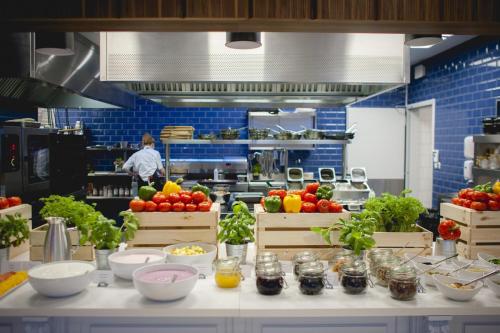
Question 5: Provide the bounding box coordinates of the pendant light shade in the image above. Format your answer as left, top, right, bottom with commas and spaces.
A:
225, 32, 262, 49
36, 32, 75, 56
404, 34, 443, 48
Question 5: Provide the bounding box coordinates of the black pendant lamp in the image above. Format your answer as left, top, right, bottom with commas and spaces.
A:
35, 32, 75, 56
404, 34, 443, 48
225, 32, 262, 49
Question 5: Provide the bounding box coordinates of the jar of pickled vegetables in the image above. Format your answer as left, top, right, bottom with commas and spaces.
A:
298, 261, 327, 295
292, 251, 319, 280
256, 263, 286, 296
329, 250, 355, 273
388, 264, 417, 301
374, 255, 400, 287
214, 257, 242, 288
340, 260, 369, 294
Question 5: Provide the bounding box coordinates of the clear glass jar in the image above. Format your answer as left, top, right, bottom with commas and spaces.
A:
292, 251, 319, 279
255, 252, 279, 265
388, 264, 417, 301
256, 264, 286, 295
214, 257, 242, 288
340, 260, 369, 294
367, 249, 394, 270
329, 251, 355, 273
374, 255, 400, 287
298, 261, 325, 295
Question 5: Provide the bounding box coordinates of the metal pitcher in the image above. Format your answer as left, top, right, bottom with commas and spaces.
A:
43, 217, 71, 263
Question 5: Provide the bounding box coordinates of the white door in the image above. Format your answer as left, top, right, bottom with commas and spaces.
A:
407, 101, 435, 208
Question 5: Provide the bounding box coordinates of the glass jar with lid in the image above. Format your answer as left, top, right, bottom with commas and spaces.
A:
374, 255, 400, 287
340, 260, 369, 294
367, 249, 394, 270
329, 250, 356, 273
256, 263, 287, 295
256, 252, 279, 265
298, 261, 328, 295
292, 251, 319, 279
388, 264, 418, 301
214, 257, 242, 288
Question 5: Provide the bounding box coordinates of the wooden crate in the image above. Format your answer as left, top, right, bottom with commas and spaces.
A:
441, 203, 500, 259
255, 204, 433, 260
0, 204, 32, 259
30, 224, 94, 261
128, 203, 220, 248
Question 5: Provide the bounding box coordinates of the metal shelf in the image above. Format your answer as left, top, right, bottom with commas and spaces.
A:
86, 196, 133, 200
86, 146, 139, 152
472, 135, 500, 144
88, 172, 131, 177
472, 167, 500, 177
161, 139, 350, 145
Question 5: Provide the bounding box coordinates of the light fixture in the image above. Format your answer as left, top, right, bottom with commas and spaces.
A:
283, 99, 322, 104
225, 32, 262, 49
36, 32, 75, 56
179, 98, 220, 103
234, 99, 270, 103
405, 34, 443, 48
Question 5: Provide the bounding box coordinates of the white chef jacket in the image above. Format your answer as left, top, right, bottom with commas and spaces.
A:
122, 146, 164, 182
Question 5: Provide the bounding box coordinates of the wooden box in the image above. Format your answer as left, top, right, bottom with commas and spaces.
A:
30, 225, 94, 261
255, 205, 433, 260
0, 204, 32, 259
128, 203, 220, 249
441, 203, 500, 259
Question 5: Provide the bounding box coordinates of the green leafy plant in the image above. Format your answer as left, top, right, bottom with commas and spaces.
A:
88, 211, 140, 250
217, 201, 255, 245
311, 216, 376, 256
0, 214, 30, 249
358, 189, 427, 232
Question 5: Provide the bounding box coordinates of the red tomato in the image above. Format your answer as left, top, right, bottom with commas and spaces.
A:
172, 202, 185, 212
470, 201, 487, 211
157, 202, 172, 212
305, 183, 320, 194
488, 193, 500, 202
198, 201, 212, 212
191, 191, 207, 204
0, 197, 9, 209
152, 193, 167, 204
471, 191, 489, 202
303, 193, 318, 204
168, 193, 180, 203
179, 190, 192, 197
461, 199, 472, 208
451, 197, 461, 206
144, 201, 157, 212
458, 189, 469, 199
129, 199, 145, 212
301, 202, 317, 213
329, 202, 343, 213
316, 199, 330, 213
438, 219, 461, 241
180, 193, 192, 204
288, 189, 305, 199
260, 197, 265, 209
268, 189, 287, 200
488, 200, 499, 211
7, 196, 22, 207
185, 203, 197, 212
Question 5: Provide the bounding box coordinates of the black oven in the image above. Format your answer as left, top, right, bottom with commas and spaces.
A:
1, 125, 54, 197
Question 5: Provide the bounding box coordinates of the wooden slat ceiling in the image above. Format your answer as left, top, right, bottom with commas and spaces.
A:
1, 0, 499, 34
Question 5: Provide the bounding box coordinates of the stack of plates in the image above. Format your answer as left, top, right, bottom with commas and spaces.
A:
161, 126, 195, 139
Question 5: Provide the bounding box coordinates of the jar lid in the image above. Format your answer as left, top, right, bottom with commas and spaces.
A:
293, 251, 318, 264
390, 264, 416, 279
256, 263, 283, 277
375, 254, 400, 265
255, 261, 282, 271
341, 260, 367, 274
299, 261, 324, 276
256, 252, 278, 264
215, 256, 240, 271
367, 248, 393, 259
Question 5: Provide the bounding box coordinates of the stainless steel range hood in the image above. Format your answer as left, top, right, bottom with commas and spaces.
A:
100, 32, 409, 107
0, 33, 135, 109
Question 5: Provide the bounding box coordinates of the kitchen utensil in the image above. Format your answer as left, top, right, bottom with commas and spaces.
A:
433, 275, 483, 301
108, 249, 166, 280
428, 253, 459, 266
454, 269, 500, 288
220, 128, 240, 140
249, 128, 271, 140
399, 248, 430, 266
43, 217, 72, 263
163, 242, 217, 265
445, 262, 473, 276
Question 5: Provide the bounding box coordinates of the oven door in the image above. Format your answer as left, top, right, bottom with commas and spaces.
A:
1, 126, 23, 196
22, 127, 52, 193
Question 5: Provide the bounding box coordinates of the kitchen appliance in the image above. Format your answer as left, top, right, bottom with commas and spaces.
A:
287, 167, 304, 190
43, 217, 72, 263
331, 167, 372, 211
318, 168, 336, 185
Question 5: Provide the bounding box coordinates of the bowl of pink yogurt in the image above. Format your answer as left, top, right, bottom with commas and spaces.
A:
108, 249, 166, 280
133, 263, 199, 301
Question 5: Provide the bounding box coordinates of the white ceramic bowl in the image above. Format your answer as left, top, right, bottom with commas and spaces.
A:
405, 254, 445, 266
433, 275, 483, 301
485, 277, 500, 297
414, 262, 454, 287
133, 263, 199, 301
108, 249, 166, 280
451, 261, 494, 280
163, 242, 217, 265
478, 252, 500, 268
28, 261, 96, 297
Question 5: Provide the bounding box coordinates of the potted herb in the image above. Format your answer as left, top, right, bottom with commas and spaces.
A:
89, 211, 139, 270
311, 216, 376, 257
0, 214, 30, 272
217, 201, 255, 264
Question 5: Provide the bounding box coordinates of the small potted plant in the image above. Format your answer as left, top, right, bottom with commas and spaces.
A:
217, 201, 255, 264
311, 215, 377, 257
88, 211, 139, 270
0, 214, 30, 272
114, 157, 124, 173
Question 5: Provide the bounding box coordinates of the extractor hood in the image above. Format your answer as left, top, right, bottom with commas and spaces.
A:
100, 32, 409, 107
0, 33, 135, 109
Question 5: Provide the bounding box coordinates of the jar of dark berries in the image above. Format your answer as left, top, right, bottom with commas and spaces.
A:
340, 260, 369, 294
298, 261, 326, 295
292, 251, 318, 280
256, 262, 286, 296
388, 264, 417, 301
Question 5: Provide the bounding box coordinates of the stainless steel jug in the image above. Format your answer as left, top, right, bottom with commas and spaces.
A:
43, 217, 71, 262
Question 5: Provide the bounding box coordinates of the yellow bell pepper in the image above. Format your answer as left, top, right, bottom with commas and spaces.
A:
283, 194, 302, 213
494, 181, 500, 195
162, 180, 181, 196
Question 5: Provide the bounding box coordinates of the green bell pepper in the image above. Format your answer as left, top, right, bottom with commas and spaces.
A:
316, 185, 333, 200
264, 195, 282, 213
191, 183, 210, 197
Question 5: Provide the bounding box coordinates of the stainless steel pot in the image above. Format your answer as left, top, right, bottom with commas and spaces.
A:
95, 248, 116, 270
303, 129, 324, 140
249, 128, 271, 140
226, 243, 248, 264
220, 128, 240, 140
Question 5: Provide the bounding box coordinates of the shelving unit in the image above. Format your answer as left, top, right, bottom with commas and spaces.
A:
471, 135, 500, 185
87, 196, 134, 200
161, 138, 351, 179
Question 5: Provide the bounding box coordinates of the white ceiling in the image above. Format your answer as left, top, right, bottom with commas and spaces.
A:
410, 35, 475, 65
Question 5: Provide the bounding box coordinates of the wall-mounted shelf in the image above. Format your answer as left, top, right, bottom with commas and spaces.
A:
472, 167, 500, 177
472, 135, 500, 144
86, 196, 134, 200
88, 172, 131, 177
161, 139, 350, 145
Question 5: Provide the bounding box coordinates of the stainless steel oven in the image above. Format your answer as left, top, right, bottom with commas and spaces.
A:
1, 125, 54, 196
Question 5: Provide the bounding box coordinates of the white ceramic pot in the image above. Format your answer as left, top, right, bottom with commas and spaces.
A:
108, 248, 166, 280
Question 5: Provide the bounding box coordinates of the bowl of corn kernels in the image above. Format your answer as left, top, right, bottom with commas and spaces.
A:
163, 242, 218, 266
